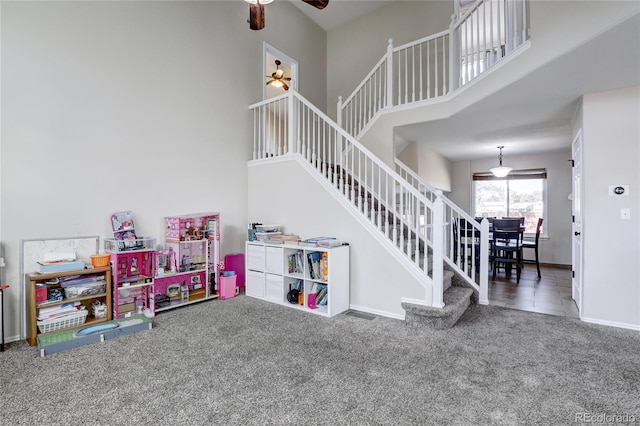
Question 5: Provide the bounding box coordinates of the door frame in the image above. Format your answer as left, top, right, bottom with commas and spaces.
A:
263, 43, 298, 100
571, 128, 583, 313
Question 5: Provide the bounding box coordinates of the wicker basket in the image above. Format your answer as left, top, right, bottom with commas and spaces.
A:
90, 254, 111, 268
37, 310, 88, 333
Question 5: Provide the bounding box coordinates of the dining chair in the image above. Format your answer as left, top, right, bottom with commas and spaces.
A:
502, 217, 525, 225
492, 229, 523, 283
491, 218, 523, 238
452, 218, 481, 271
522, 218, 543, 278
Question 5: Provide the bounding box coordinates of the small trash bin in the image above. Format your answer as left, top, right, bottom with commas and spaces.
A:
219, 272, 237, 300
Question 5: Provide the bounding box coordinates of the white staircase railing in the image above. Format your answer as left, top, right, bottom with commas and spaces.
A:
250, 91, 446, 308
337, 0, 530, 137
395, 159, 489, 303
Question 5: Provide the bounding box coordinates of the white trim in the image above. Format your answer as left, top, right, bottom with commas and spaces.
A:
580, 316, 640, 332
349, 304, 405, 321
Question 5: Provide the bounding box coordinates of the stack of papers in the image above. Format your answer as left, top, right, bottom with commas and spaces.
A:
38, 252, 85, 273
37, 302, 85, 321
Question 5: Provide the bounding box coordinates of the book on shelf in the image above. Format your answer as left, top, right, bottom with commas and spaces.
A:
314, 283, 328, 306
304, 237, 336, 244
317, 239, 344, 248
303, 237, 336, 247
269, 234, 300, 242
288, 252, 304, 274
307, 252, 322, 280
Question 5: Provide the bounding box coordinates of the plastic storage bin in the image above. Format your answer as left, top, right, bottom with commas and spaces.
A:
104, 237, 157, 253
61, 280, 106, 298
224, 253, 245, 288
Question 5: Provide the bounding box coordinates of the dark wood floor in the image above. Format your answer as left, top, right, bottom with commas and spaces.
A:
488, 263, 579, 318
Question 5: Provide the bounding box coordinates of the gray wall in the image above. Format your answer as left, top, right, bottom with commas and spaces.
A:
397, 143, 453, 192
580, 86, 640, 329
1, 0, 326, 341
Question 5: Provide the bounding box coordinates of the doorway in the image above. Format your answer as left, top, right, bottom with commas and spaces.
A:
263, 43, 298, 100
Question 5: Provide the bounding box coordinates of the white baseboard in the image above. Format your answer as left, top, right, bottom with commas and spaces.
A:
400, 297, 430, 307
349, 304, 405, 321
3, 335, 22, 345
580, 316, 640, 331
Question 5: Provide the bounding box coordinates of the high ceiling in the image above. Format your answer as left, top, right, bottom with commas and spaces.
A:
289, 0, 395, 31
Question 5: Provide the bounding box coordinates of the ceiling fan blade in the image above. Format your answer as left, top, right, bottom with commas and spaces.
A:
266, 79, 275, 86
283, 77, 292, 81
300, 0, 329, 10
282, 81, 289, 91
248, 3, 265, 30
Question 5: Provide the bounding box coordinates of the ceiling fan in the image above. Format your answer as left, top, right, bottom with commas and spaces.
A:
246, 0, 329, 31
266, 60, 292, 91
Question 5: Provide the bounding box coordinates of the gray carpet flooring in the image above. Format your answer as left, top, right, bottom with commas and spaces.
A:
1, 295, 638, 425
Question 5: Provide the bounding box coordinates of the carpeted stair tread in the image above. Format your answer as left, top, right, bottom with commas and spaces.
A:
442, 269, 453, 292
401, 287, 473, 329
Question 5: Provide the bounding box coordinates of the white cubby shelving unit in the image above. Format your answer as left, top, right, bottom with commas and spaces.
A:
245, 241, 349, 317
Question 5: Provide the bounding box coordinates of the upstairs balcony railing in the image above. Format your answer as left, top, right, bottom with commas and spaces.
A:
337, 0, 530, 138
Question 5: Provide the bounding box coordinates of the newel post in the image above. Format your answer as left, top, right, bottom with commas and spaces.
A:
479, 218, 490, 305
287, 92, 295, 155
432, 190, 445, 308
336, 96, 343, 128
448, 14, 460, 93
386, 38, 394, 109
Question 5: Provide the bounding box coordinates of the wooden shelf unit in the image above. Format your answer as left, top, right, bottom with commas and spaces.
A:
26, 266, 113, 346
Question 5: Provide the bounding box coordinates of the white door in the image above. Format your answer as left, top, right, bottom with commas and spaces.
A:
571, 130, 583, 312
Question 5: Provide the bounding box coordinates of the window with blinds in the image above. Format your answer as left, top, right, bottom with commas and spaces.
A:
473, 169, 546, 234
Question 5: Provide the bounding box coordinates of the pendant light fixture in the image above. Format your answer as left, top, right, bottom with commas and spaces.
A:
490, 146, 513, 178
